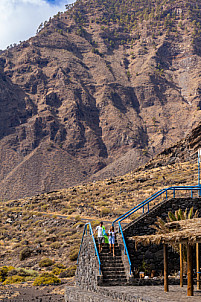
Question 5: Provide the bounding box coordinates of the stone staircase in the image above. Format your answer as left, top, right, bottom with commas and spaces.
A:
98, 242, 128, 286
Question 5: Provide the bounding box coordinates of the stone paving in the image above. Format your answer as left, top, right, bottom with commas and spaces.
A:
101, 285, 201, 301
65, 285, 201, 301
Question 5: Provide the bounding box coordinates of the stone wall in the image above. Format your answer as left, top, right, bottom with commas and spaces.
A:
122, 197, 201, 274
76, 235, 102, 291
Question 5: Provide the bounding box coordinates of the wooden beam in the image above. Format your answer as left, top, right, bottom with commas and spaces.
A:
180, 244, 183, 287
196, 243, 201, 290
187, 244, 194, 296
163, 244, 169, 292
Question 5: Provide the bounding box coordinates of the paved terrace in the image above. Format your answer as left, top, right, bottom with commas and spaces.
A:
100, 285, 201, 301
66, 285, 201, 301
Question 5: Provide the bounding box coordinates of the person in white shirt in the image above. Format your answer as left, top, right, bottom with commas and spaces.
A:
108, 225, 115, 257
94, 221, 104, 253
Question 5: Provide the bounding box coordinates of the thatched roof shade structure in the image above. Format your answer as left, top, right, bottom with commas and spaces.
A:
131, 218, 201, 248
130, 218, 201, 296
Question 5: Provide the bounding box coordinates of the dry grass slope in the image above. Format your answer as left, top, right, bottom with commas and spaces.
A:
0, 159, 199, 273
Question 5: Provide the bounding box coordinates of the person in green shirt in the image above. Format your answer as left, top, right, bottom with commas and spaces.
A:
102, 225, 109, 244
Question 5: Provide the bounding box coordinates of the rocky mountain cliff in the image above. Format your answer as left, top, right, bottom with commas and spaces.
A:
1, 0, 201, 199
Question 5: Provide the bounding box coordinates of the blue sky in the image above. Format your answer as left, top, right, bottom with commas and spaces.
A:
0, 0, 74, 50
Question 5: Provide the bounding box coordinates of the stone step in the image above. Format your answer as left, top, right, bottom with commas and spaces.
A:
100, 279, 128, 286
100, 254, 122, 257
96, 245, 120, 250
96, 242, 120, 250
101, 248, 121, 253
101, 262, 123, 266
102, 276, 127, 281
102, 268, 125, 272
98, 242, 119, 245
101, 260, 123, 265
100, 256, 122, 260
102, 271, 126, 275
102, 273, 126, 278
101, 245, 120, 249
102, 270, 126, 274
100, 250, 121, 254
101, 268, 125, 272
101, 255, 122, 258
101, 264, 124, 268
96, 239, 127, 287
101, 277, 127, 281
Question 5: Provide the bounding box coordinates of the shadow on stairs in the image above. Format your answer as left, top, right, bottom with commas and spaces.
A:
98, 242, 127, 286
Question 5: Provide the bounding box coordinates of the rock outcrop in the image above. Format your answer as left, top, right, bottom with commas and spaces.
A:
1, 0, 201, 198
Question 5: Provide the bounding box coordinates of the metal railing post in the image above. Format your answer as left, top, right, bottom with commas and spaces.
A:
198, 150, 201, 197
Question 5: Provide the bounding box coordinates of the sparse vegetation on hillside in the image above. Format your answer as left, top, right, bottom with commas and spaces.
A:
61, 0, 201, 49
0, 159, 199, 276
33, 272, 61, 286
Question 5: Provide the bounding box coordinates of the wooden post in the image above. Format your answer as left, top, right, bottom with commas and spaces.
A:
180, 244, 183, 287
164, 244, 169, 292
196, 243, 201, 290
187, 244, 193, 296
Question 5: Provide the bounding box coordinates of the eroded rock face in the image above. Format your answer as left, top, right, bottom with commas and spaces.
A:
1, 0, 201, 199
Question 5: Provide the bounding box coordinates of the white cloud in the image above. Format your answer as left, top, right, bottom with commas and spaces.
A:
0, 0, 72, 50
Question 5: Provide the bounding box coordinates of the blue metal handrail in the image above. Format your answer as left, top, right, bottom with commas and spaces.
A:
77, 222, 101, 275
112, 188, 165, 226
114, 185, 201, 226
114, 185, 201, 276
118, 221, 132, 275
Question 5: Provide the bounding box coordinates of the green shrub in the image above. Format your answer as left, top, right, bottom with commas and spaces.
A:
52, 267, 64, 275
20, 247, 31, 261
59, 265, 77, 278
50, 242, 61, 249
53, 263, 66, 269
0, 266, 15, 282
33, 273, 61, 286
74, 215, 81, 222
39, 258, 54, 268
3, 275, 25, 285
10, 268, 38, 278
101, 208, 110, 216
69, 249, 79, 261
91, 220, 100, 228
7, 269, 18, 277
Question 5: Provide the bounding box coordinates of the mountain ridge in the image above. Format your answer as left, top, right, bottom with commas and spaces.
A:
1, 0, 201, 199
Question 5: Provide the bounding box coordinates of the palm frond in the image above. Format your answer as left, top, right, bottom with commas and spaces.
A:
194, 209, 199, 218
168, 211, 177, 221
184, 208, 187, 219
175, 210, 181, 221
188, 207, 194, 219
178, 208, 185, 220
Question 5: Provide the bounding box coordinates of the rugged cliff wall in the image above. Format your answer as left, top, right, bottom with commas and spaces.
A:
1, 0, 201, 198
